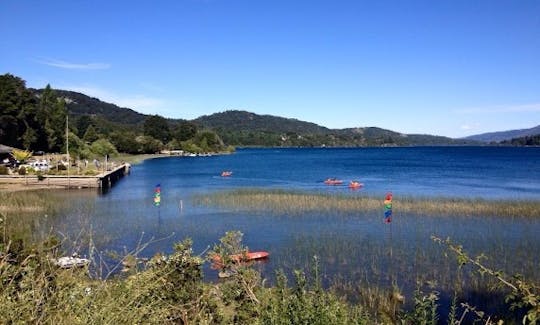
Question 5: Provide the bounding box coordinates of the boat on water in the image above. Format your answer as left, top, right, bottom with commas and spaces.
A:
212, 251, 269, 277
349, 181, 364, 189
221, 171, 232, 177
324, 178, 343, 185
211, 251, 269, 267
55, 256, 90, 269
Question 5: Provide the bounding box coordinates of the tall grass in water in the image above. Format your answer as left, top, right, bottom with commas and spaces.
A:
1, 189, 538, 322
0, 191, 62, 250
193, 188, 540, 217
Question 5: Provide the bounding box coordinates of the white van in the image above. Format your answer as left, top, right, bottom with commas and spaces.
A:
30, 160, 50, 171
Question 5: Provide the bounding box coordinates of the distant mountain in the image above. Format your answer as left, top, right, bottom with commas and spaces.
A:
463, 125, 540, 143
195, 110, 331, 134
31, 88, 477, 147
195, 110, 473, 147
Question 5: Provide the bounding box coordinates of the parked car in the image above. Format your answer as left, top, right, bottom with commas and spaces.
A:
1, 157, 19, 168
30, 160, 50, 171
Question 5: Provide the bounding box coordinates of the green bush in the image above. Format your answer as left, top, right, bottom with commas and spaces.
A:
2, 222, 535, 324
0, 165, 8, 175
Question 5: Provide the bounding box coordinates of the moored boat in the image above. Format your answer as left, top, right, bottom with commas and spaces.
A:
324, 178, 343, 185
221, 171, 232, 177
349, 181, 364, 189
55, 256, 90, 269
211, 251, 269, 267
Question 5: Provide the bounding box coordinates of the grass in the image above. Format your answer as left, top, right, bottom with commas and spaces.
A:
1, 188, 538, 323
193, 188, 540, 218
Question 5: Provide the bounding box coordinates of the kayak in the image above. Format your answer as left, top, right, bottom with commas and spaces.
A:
324, 178, 343, 185
211, 251, 269, 266
349, 181, 364, 189
55, 256, 90, 269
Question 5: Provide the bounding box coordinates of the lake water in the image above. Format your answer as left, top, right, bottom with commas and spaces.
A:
43, 146, 540, 316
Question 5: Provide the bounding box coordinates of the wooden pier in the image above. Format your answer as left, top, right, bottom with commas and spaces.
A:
0, 164, 131, 190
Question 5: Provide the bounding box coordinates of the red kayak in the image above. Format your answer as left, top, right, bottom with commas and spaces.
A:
348, 181, 364, 189
211, 251, 269, 267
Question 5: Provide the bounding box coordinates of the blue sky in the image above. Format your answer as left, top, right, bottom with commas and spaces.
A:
1, 0, 539, 138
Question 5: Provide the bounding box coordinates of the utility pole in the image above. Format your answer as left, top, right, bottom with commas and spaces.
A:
66, 115, 70, 188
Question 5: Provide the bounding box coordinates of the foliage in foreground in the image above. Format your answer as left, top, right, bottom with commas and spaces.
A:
1, 219, 539, 324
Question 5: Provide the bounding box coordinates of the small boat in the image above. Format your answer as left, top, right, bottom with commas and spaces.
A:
55, 256, 90, 269
324, 178, 343, 185
211, 251, 269, 267
349, 181, 364, 189
212, 251, 269, 278
221, 171, 232, 177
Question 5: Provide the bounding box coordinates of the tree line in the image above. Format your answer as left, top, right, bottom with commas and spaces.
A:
0, 74, 233, 159
500, 134, 540, 146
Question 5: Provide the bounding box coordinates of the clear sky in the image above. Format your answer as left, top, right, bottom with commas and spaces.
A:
1, 0, 539, 138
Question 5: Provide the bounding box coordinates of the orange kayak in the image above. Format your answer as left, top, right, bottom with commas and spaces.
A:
349, 181, 364, 189
211, 251, 269, 267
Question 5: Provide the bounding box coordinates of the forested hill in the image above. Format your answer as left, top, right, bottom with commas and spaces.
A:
35, 89, 147, 126
463, 125, 540, 143
196, 110, 473, 147
195, 110, 330, 134
1, 73, 477, 151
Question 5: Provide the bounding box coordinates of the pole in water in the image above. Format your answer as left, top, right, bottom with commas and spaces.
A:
179, 199, 183, 212
383, 192, 393, 258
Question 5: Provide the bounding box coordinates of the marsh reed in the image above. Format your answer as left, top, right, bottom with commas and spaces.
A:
193, 188, 540, 218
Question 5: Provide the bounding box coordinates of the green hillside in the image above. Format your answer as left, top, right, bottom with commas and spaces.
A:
196, 110, 473, 147
1, 73, 478, 151
0, 74, 228, 155
50, 89, 147, 126
463, 125, 540, 142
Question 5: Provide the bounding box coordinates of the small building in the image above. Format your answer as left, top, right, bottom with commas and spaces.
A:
0, 144, 16, 165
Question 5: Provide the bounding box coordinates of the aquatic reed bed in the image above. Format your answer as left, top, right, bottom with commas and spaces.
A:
194, 189, 381, 215
193, 188, 540, 218
0, 191, 64, 248
0, 191, 54, 214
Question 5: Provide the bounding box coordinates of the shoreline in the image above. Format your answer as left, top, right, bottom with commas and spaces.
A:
0, 151, 230, 193
0, 163, 131, 192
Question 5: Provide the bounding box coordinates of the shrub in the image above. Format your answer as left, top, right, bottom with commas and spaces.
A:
18, 166, 26, 175
0, 165, 8, 175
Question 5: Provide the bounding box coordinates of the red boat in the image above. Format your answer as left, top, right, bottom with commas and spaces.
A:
221, 171, 232, 177
348, 181, 364, 189
324, 178, 343, 185
211, 251, 269, 267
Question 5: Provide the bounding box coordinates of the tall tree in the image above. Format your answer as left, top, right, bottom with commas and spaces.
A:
109, 131, 140, 154
75, 115, 93, 137
38, 85, 67, 152
144, 115, 170, 143
0, 74, 37, 148
83, 125, 99, 143
172, 121, 198, 141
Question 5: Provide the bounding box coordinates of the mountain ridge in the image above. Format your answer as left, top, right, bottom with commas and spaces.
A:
33, 88, 524, 146
463, 125, 540, 142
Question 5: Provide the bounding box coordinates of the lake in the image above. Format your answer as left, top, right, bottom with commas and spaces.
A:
42, 146, 540, 316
